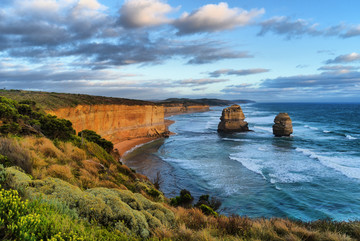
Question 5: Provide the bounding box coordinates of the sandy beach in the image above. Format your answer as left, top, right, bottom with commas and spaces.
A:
114, 118, 176, 157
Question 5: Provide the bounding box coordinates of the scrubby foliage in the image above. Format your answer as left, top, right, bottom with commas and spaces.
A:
170, 190, 220, 217
0, 96, 75, 140
0, 184, 139, 240
2, 167, 175, 239
170, 189, 194, 208
78, 129, 114, 153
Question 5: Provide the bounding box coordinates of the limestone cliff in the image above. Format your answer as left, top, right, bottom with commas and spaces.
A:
47, 104, 168, 143
164, 104, 210, 117
217, 104, 249, 133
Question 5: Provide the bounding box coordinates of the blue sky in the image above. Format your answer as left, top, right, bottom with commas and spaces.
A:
1, 0, 360, 102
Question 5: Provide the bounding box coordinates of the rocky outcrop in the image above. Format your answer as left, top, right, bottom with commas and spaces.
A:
47, 104, 168, 143
273, 113, 293, 137
164, 104, 210, 117
217, 105, 249, 133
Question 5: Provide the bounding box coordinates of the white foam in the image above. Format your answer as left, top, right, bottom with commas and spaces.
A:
222, 138, 249, 142
254, 126, 273, 133
229, 154, 265, 179
296, 148, 360, 180
304, 125, 319, 131
246, 115, 274, 124
323, 130, 331, 133
346, 134, 357, 140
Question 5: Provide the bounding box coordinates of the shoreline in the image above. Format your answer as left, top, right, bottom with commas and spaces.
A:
114, 118, 177, 159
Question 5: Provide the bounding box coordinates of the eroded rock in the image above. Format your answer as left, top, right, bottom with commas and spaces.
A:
273, 113, 293, 137
217, 104, 249, 133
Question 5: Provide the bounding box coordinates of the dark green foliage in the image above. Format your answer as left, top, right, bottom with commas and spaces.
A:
170, 189, 194, 208
147, 188, 161, 198
0, 96, 76, 141
39, 114, 75, 140
78, 130, 114, 153
199, 204, 217, 217
195, 194, 222, 212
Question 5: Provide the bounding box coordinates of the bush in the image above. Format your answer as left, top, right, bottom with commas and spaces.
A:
39, 114, 75, 140
0, 96, 75, 141
78, 130, 114, 153
199, 204, 217, 217
0, 137, 32, 174
195, 194, 222, 212
170, 189, 194, 208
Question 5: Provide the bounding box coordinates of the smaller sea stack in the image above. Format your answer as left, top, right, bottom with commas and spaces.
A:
273, 113, 293, 137
218, 104, 249, 133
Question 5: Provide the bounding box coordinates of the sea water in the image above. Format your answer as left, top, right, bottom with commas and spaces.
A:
123, 103, 360, 221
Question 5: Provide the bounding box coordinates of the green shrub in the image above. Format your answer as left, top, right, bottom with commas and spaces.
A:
170, 189, 194, 208
39, 114, 75, 140
199, 204, 217, 217
78, 130, 114, 153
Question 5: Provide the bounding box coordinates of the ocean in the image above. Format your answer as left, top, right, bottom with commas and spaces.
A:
123, 103, 360, 221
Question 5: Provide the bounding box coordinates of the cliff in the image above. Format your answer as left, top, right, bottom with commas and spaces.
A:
47, 104, 167, 143
163, 104, 210, 117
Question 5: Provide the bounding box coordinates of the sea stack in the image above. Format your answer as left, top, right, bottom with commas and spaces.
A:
217, 104, 249, 133
273, 113, 293, 137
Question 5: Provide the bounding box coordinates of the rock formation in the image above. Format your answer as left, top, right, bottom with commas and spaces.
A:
47, 104, 168, 143
217, 104, 249, 133
273, 113, 293, 137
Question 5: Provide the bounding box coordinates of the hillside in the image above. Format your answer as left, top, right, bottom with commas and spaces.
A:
0, 95, 359, 240
0, 89, 154, 110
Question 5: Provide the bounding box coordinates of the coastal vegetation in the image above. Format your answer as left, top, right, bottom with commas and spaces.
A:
0, 94, 360, 240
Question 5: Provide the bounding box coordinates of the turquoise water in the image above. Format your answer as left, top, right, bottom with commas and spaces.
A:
124, 103, 360, 221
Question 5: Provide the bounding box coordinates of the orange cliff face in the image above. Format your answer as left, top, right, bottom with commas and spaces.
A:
47, 104, 167, 143
164, 104, 210, 117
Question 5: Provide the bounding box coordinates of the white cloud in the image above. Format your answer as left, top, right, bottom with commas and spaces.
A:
119, 0, 175, 28
326, 53, 360, 64
179, 78, 229, 86
209, 68, 269, 77
173, 2, 264, 35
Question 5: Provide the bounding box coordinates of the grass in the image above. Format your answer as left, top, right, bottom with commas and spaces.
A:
0, 89, 156, 110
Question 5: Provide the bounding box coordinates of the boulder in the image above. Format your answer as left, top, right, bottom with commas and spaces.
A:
217, 105, 249, 133
272, 113, 293, 137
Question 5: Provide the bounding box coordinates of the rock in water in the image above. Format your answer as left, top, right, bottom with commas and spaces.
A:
273, 113, 293, 137
217, 104, 249, 133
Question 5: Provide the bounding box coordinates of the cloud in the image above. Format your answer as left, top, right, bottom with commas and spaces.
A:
257, 16, 360, 39
209, 68, 269, 77
220, 70, 360, 102
59, 36, 252, 67
118, 0, 175, 28
118, 0, 266, 35
0, 0, 109, 47
318, 65, 360, 71
326, 53, 360, 64
261, 70, 360, 89
341, 25, 360, 38
258, 16, 322, 38
173, 2, 264, 35
178, 78, 229, 86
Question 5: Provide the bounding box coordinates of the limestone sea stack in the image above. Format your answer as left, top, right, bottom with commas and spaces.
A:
273, 113, 293, 137
217, 104, 249, 133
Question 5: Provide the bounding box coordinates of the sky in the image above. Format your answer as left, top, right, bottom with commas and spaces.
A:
1, 0, 360, 102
